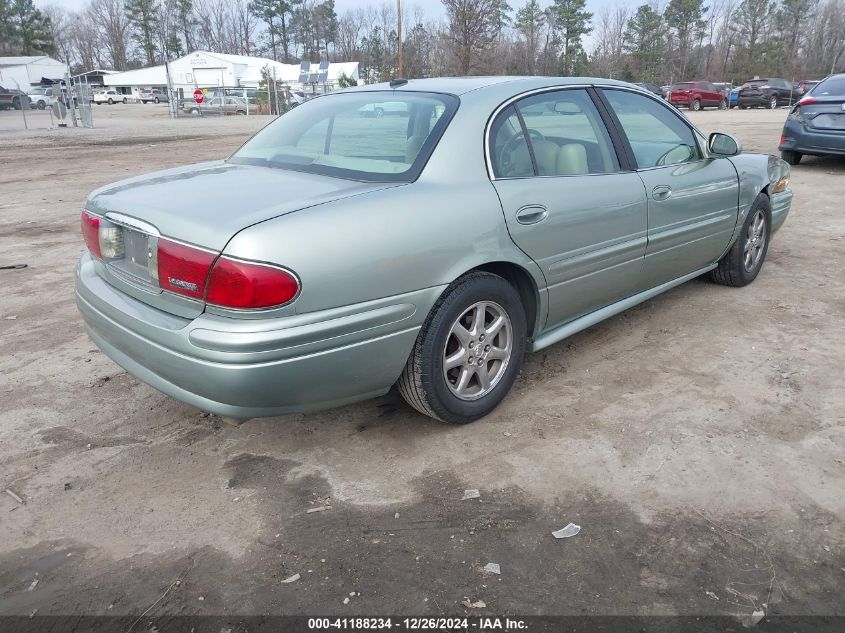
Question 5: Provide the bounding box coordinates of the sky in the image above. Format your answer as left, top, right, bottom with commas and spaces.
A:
36, 0, 622, 48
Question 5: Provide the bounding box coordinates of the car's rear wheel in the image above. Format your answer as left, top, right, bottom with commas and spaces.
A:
37, 100, 46, 109
398, 272, 526, 424
690, 99, 701, 111
768, 95, 778, 109
108, 98, 114, 104
122, 97, 127, 104
154, 97, 160, 104
781, 150, 802, 165
710, 193, 771, 287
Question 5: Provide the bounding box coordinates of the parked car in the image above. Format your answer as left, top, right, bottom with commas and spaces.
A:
737, 78, 796, 109
183, 96, 249, 115
667, 81, 727, 110
76, 77, 792, 424
93, 90, 127, 105
0, 85, 26, 110
27, 86, 57, 109
794, 80, 819, 96
358, 101, 408, 116
634, 82, 663, 97
728, 86, 740, 108
779, 73, 845, 165
140, 88, 168, 104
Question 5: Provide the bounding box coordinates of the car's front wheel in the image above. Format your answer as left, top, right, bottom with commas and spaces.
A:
719, 99, 728, 110
154, 97, 160, 104
690, 99, 701, 111
768, 95, 778, 109
398, 272, 526, 424
710, 193, 772, 287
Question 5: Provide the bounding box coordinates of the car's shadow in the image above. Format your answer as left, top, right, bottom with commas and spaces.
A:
794, 153, 845, 172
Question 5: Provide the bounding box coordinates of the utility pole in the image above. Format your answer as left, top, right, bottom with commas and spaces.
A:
397, 0, 403, 78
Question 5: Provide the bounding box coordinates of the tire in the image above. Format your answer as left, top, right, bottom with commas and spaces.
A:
690, 99, 701, 111
190, 108, 199, 116
154, 97, 160, 104
781, 150, 802, 165
768, 95, 778, 109
398, 272, 527, 424
108, 98, 114, 104
237, 110, 246, 115
739, 104, 746, 109
719, 99, 728, 110
37, 100, 46, 110
710, 193, 772, 287
374, 107, 384, 118
122, 98, 127, 104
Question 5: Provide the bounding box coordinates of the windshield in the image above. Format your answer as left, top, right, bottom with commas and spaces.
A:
812, 76, 845, 96
30, 88, 46, 95
230, 91, 458, 182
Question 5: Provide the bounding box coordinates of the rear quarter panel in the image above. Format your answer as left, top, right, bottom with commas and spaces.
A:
222, 85, 549, 328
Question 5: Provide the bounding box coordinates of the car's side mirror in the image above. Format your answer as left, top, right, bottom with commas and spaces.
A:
709, 132, 741, 156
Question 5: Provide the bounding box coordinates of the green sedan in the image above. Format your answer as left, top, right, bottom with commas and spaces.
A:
76, 77, 792, 424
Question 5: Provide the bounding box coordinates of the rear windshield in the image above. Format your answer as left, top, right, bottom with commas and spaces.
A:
671, 83, 694, 90
811, 76, 845, 96
744, 80, 768, 87
230, 91, 458, 183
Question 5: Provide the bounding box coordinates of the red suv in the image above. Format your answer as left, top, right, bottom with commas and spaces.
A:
668, 81, 727, 111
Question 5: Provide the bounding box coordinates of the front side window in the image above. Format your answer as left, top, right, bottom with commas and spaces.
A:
230, 91, 457, 182
603, 89, 701, 169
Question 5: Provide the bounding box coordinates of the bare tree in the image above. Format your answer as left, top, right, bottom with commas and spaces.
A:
442, 0, 500, 74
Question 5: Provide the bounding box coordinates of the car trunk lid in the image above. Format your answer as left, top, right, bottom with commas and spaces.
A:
799, 97, 845, 131
85, 160, 399, 316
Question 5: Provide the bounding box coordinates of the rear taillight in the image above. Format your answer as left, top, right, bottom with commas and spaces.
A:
81, 211, 101, 258
156, 239, 217, 300
206, 257, 299, 309
798, 97, 817, 106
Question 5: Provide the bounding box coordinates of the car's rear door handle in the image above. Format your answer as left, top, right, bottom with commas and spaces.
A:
515, 205, 548, 225
652, 185, 672, 201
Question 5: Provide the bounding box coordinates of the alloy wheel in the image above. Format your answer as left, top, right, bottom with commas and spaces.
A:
442, 301, 512, 401
744, 209, 767, 272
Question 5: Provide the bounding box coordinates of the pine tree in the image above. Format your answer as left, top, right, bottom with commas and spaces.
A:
623, 4, 666, 82
550, 0, 592, 76
125, 0, 158, 66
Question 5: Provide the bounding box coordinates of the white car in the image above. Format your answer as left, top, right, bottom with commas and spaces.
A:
27, 87, 57, 110
358, 101, 407, 117
92, 90, 127, 105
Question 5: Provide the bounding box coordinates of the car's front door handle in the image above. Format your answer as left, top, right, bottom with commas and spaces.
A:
652, 185, 672, 201
515, 205, 548, 225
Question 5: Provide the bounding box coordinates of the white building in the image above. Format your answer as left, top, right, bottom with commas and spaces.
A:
0, 56, 68, 89
104, 51, 359, 98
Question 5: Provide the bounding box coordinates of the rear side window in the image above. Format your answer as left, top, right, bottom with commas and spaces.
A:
489, 106, 533, 178
603, 89, 701, 169
515, 89, 619, 175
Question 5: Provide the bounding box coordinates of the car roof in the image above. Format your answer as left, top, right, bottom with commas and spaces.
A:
341, 76, 642, 97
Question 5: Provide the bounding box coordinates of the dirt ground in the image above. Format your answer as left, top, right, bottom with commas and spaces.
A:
0, 103, 843, 625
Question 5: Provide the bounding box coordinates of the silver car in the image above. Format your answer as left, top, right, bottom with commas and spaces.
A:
76, 77, 793, 424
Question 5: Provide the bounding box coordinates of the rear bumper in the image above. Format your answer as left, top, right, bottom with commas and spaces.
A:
738, 95, 769, 106
76, 253, 440, 418
780, 119, 845, 156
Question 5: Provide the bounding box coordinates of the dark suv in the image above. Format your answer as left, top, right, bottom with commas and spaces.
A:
738, 79, 797, 109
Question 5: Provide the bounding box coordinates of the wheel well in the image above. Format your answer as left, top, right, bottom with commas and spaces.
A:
470, 262, 540, 338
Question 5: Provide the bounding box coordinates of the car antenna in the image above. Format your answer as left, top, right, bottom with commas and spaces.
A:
390, 78, 408, 89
